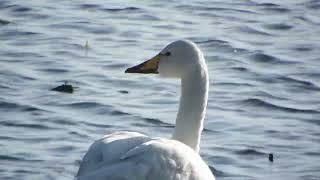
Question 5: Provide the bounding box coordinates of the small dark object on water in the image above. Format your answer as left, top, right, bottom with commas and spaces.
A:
118, 90, 129, 94
269, 153, 274, 162
51, 82, 74, 93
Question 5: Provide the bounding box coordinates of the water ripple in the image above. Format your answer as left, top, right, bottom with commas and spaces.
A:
235, 149, 266, 156
0, 101, 46, 112
0, 155, 42, 162
78, 4, 141, 13
101, 7, 141, 12
0, 155, 23, 161
257, 3, 291, 13
305, 0, 320, 10
264, 23, 293, 30
237, 26, 272, 36
12, 6, 31, 12
0, 0, 319, 179
240, 98, 319, 114
0, 121, 53, 130
0, 18, 10, 25
249, 52, 297, 64
279, 76, 320, 91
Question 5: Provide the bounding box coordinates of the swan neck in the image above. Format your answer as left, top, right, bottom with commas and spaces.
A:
173, 65, 208, 153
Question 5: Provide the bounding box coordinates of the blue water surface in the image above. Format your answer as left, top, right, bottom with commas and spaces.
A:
0, 0, 319, 179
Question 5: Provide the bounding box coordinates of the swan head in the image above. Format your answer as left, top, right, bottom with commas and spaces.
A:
125, 40, 205, 78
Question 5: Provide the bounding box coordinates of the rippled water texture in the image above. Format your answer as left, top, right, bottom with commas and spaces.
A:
0, 0, 319, 179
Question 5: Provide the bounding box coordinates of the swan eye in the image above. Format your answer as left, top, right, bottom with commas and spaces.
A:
165, 52, 171, 56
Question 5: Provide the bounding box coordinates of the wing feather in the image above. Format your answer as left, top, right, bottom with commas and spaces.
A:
77, 132, 215, 180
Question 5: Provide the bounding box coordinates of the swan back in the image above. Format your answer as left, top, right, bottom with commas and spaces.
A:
77, 132, 215, 180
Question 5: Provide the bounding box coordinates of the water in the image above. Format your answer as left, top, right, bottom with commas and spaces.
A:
0, 0, 319, 179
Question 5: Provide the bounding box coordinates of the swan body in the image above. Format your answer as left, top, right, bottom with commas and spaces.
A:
77, 40, 215, 180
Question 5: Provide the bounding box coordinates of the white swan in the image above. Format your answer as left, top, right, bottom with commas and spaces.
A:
76, 40, 215, 180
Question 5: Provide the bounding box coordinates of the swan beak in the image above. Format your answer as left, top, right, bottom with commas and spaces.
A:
125, 54, 160, 74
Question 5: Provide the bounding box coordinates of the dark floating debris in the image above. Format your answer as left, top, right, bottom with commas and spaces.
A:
51, 82, 75, 93
118, 90, 129, 94
268, 153, 274, 162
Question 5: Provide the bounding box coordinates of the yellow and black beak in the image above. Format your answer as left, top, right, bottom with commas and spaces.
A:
125, 54, 160, 74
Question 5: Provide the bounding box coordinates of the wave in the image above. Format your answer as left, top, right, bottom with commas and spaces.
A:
0, 101, 46, 112
237, 26, 272, 36
304, 0, 320, 10
141, 117, 173, 127
78, 4, 141, 12
241, 98, 319, 114
101, 7, 141, 12
0, 18, 10, 25
256, 3, 291, 13
110, 110, 130, 116
195, 39, 228, 45
235, 148, 266, 156
0, 155, 42, 162
0, 121, 53, 130
12, 6, 31, 12
66, 102, 111, 109
249, 52, 297, 65
80, 121, 115, 129
279, 76, 320, 91
264, 23, 293, 30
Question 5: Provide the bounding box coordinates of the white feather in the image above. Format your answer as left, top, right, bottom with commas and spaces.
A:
77, 40, 215, 180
